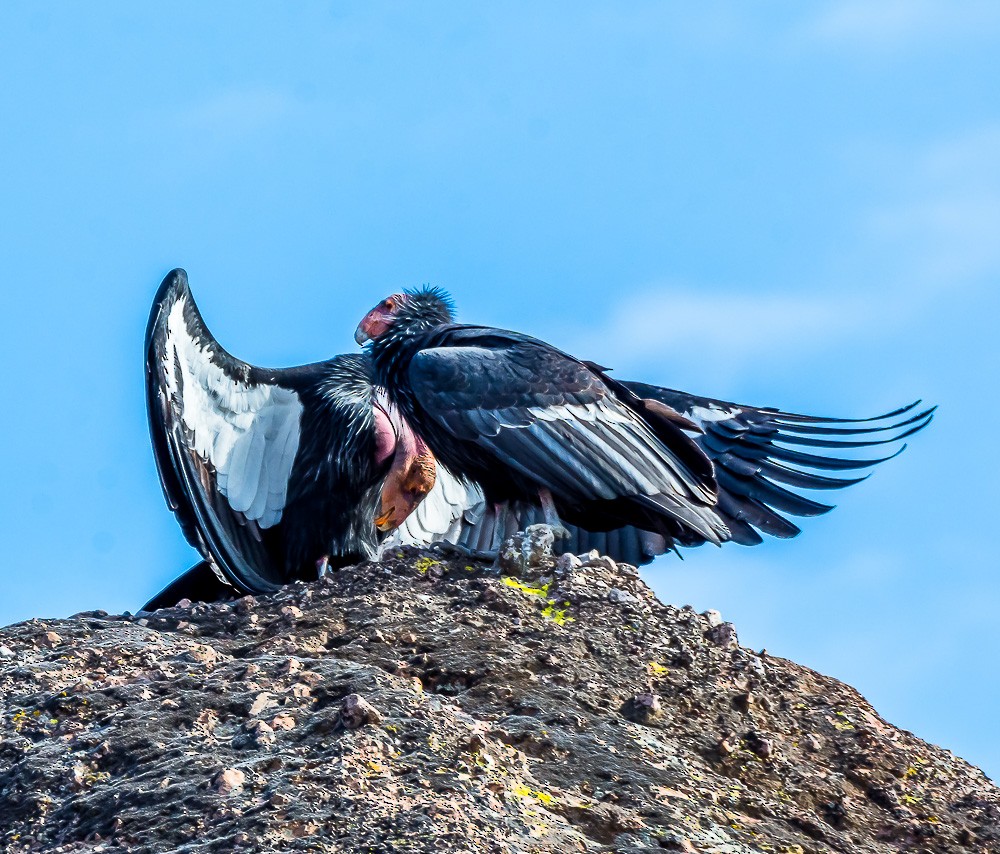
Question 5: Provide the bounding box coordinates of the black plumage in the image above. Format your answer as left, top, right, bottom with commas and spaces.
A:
619, 383, 934, 546
358, 287, 932, 557
146, 269, 391, 603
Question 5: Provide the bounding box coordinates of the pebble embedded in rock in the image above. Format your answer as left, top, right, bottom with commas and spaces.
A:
705, 622, 738, 647
339, 693, 382, 729
556, 552, 582, 572
234, 596, 256, 615
248, 720, 275, 746
584, 555, 618, 573
248, 692, 273, 716
608, 587, 639, 606
39, 631, 63, 649
718, 734, 739, 756
271, 713, 296, 731
212, 768, 246, 795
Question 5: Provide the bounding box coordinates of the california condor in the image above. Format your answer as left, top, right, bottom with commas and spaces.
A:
143, 269, 439, 607
356, 287, 933, 556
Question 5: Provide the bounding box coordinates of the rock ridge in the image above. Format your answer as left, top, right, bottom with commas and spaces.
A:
1, 529, 997, 852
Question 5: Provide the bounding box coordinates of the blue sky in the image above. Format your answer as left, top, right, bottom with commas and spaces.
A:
1, 3, 998, 778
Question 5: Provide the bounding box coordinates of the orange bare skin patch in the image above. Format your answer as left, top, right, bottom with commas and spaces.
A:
376, 444, 437, 531
373, 396, 437, 532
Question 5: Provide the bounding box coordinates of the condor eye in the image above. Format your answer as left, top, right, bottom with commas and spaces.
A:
384, 297, 396, 311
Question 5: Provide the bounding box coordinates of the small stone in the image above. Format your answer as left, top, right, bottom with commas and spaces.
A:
804, 733, 823, 752
70, 762, 88, 791
718, 734, 739, 756
269, 791, 292, 808
706, 622, 738, 648
702, 609, 723, 628
748, 733, 773, 759
658, 835, 697, 853
271, 713, 296, 731
248, 720, 275, 746
234, 596, 256, 615
278, 658, 302, 676
623, 692, 662, 724
608, 587, 639, 606
280, 605, 303, 620
556, 552, 582, 572
498, 525, 557, 573
339, 693, 382, 729
584, 555, 618, 572
40, 631, 63, 649
248, 693, 273, 716
212, 768, 246, 794
175, 598, 193, 609
0, 645, 14, 658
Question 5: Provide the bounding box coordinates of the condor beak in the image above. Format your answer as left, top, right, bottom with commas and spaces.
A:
355, 307, 393, 345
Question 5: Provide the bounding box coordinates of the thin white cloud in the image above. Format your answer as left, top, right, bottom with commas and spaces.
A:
800, 0, 1000, 49
561, 286, 876, 385
565, 125, 1000, 382
171, 86, 303, 140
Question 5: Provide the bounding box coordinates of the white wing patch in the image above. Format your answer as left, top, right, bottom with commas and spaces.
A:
689, 404, 742, 424
382, 465, 485, 549
164, 297, 303, 529
527, 401, 633, 424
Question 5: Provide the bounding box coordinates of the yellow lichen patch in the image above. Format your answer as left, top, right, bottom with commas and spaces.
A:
501, 577, 550, 597
832, 711, 855, 731
414, 557, 442, 575
647, 661, 669, 677
514, 784, 556, 806
541, 602, 574, 625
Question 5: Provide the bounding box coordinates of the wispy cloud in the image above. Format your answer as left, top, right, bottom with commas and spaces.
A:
799, 0, 1000, 49
565, 125, 1000, 383
170, 86, 304, 141
561, 286, 876, 387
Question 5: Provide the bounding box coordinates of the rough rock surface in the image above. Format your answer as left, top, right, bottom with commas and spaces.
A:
1, 528, 997, 853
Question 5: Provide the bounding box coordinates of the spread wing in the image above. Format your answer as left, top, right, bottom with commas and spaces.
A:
146, 269, 303, 593
621, 381, 934, 545
407, 330, 729, 545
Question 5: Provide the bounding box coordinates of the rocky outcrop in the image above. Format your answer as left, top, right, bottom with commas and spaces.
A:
1, 528, 997, 852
